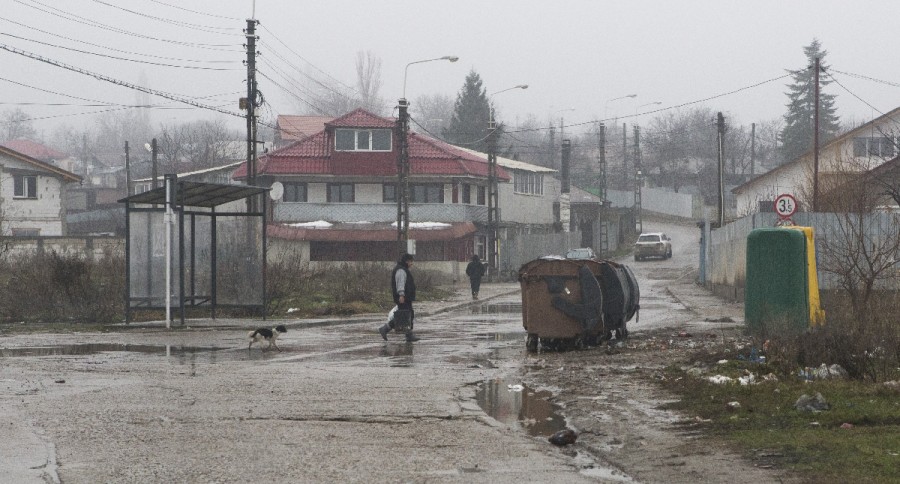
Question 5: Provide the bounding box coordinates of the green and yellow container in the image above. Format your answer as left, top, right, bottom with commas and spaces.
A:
745, 226, 825, 333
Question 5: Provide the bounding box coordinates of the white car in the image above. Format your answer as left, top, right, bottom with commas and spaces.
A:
565, 247, 597, 260
634, 233, 672, 261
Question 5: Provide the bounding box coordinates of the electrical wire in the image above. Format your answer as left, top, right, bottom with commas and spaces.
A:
258, 57, 334, 109
259, 25, 358, 94
1, 33, 240, 71
0, 43, 245, 120
90, 0, 239, 34
14, 0, 241, 51
257, 69, 328, 115
149, 0, 243, 21
0, 15, 236, 64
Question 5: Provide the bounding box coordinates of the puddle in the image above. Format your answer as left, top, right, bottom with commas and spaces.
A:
475, 378, 567, 437
473, 332, 525, 342
471, 303, 522, 314
0, 344, 225, 358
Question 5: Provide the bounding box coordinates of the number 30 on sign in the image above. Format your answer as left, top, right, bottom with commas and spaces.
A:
774, 194, 797, 218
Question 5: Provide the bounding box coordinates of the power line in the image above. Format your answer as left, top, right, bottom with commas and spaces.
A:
830, 69, 900, 89
257, 69, 328, 115
259, 25, 358, 93
0, 43, 245, 120
14, 0, 241, 51
149, 0, 243, 21
1, 33, 240, 71
90, 0, 239, 34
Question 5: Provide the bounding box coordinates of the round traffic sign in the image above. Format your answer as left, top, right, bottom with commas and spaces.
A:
774, 194, 797, 218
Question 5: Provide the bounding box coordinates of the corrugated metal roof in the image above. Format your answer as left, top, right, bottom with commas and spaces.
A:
119, 180, 268, 208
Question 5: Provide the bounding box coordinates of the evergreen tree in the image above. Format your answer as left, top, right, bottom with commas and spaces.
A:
780, 39, 840, 163
443, 70, 491, 152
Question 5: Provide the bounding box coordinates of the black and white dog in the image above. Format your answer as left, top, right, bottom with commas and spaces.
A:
248, 325, 287, 351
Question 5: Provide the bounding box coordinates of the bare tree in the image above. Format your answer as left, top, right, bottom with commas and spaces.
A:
1, 108, 37, 142
355, 50, 384, 114
156, 119, 240, 172
410, 93, 454, 138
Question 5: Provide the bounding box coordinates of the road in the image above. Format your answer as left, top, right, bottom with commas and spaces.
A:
0, 219, 793, 483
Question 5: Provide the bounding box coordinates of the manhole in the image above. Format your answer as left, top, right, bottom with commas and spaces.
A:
474, 377, 567, 437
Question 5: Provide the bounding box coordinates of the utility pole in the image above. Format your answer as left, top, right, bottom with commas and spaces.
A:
243, 17, 260, 210
597, 123, 607, 257
124, 141, 130, 196
716, 112, 726, 228
633, 125, 642, 234
151, 137, 158, 190
813, 56, 820, 212
750, 122, 756, 177
560, 139, 571, 233
396, 98, 411, 252
622, 123, 628, 188
486, 114, 500, 275
548, 124, 556, 170
82, 133, 89, 186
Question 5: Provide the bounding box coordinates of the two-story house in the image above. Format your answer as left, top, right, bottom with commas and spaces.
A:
0, 145, 82, 236
234, 108, 562, 271
734, 107, 900, 215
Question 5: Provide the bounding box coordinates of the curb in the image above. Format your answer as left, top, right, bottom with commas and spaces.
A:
110, 288, 522, 331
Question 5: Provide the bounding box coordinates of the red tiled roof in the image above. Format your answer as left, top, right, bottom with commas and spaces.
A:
268, 221, 476, 242
276, 115, 334, 142
234, 109, 509, 181
1, 139, 68, 161
326, 108, 395, 128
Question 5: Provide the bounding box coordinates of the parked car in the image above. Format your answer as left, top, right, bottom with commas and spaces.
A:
565, 247, 597, 260
634, 232, 672, 261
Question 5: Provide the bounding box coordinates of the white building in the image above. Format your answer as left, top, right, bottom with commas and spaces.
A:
0, 145, 82, 236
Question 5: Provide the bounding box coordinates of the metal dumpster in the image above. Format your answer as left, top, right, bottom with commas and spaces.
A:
597, 261, 641, 340
519, 258, 604, 351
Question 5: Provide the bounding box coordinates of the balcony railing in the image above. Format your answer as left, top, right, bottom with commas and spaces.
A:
273, 202, 488, 224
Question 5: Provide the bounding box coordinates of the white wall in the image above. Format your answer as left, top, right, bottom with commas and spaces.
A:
498, 175, 559, 225
1, 159, 67, 236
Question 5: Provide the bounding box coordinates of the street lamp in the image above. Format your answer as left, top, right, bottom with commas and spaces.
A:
486, 83, 528, 278
636, 101, 662, 115
396, 55, 459, 251
604, 93, 637, 120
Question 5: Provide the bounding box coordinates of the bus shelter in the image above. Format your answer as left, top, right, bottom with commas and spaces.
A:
119, 175, 268, 325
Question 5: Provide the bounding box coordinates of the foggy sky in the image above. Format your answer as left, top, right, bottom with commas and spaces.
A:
2, 0, 898, 142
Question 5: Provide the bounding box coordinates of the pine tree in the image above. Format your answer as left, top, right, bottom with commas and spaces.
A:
443, 70, 491, 152
780, 39, 840, 163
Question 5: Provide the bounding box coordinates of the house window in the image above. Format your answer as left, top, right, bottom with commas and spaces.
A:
461, 184, 471, 204
334, 129, 392, 151
853, 137, 896, 158
327, 183, 354, 202
283, 182, 307, 202
476, 186, 486, 205
410, 184, 444, 203
13, 175, 37, 199
513, 172, 544, 195
383, 184, 396, 202
11, 227, 40, 236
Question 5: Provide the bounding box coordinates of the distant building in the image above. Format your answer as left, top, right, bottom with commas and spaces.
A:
1, 144, 81, 236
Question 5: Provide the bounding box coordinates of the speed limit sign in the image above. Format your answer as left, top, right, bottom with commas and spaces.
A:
774, 194, 797, 218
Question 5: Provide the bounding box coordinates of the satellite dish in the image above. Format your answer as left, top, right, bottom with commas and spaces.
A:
269, 181, 284, 201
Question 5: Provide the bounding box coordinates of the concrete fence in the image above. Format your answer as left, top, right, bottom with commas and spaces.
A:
705, 212, 900, 300
0, 235, 124, 260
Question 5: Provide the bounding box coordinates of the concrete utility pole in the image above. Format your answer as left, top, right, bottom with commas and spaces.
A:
716, 112, 726, 228
487, 116, 499, 270
560, 139, 571, 233
124, 141, 130, 196
548, 124, 556, 169
396, 98, 411, 250
597, 123, 607, 257
622, 123, 628, 188
813, 56, 820, 212
633, 125, 642, 234
151, 137, 158, 190
750, 122, 756, 177
243, 18, 260, 212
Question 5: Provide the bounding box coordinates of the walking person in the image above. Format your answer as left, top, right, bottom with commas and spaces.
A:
465, 254, 486, 300
378, 253, 420, 342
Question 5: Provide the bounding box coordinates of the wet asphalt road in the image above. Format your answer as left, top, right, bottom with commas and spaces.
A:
0, 219, 732, 483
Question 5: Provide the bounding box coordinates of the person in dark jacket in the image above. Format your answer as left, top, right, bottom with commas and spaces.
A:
379, 253, 420, 342
465, 254, 486, 299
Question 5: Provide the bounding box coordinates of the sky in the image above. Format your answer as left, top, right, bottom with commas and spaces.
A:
2, 0, 899, 144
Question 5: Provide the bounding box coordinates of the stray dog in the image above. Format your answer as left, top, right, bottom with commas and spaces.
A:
248, 325, 287, 351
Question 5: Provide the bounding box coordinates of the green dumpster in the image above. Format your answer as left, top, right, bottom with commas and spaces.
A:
745, 227, 824, 333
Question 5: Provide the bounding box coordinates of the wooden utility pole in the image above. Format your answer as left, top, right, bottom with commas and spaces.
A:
716, 112, 725, 228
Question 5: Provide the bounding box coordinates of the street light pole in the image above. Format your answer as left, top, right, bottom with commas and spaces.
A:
487, 84, 528, 279
396, 55, 458, 253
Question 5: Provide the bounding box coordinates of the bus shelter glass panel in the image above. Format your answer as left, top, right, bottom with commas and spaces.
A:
128, 210, 182, 308
215, 215, 264, 306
